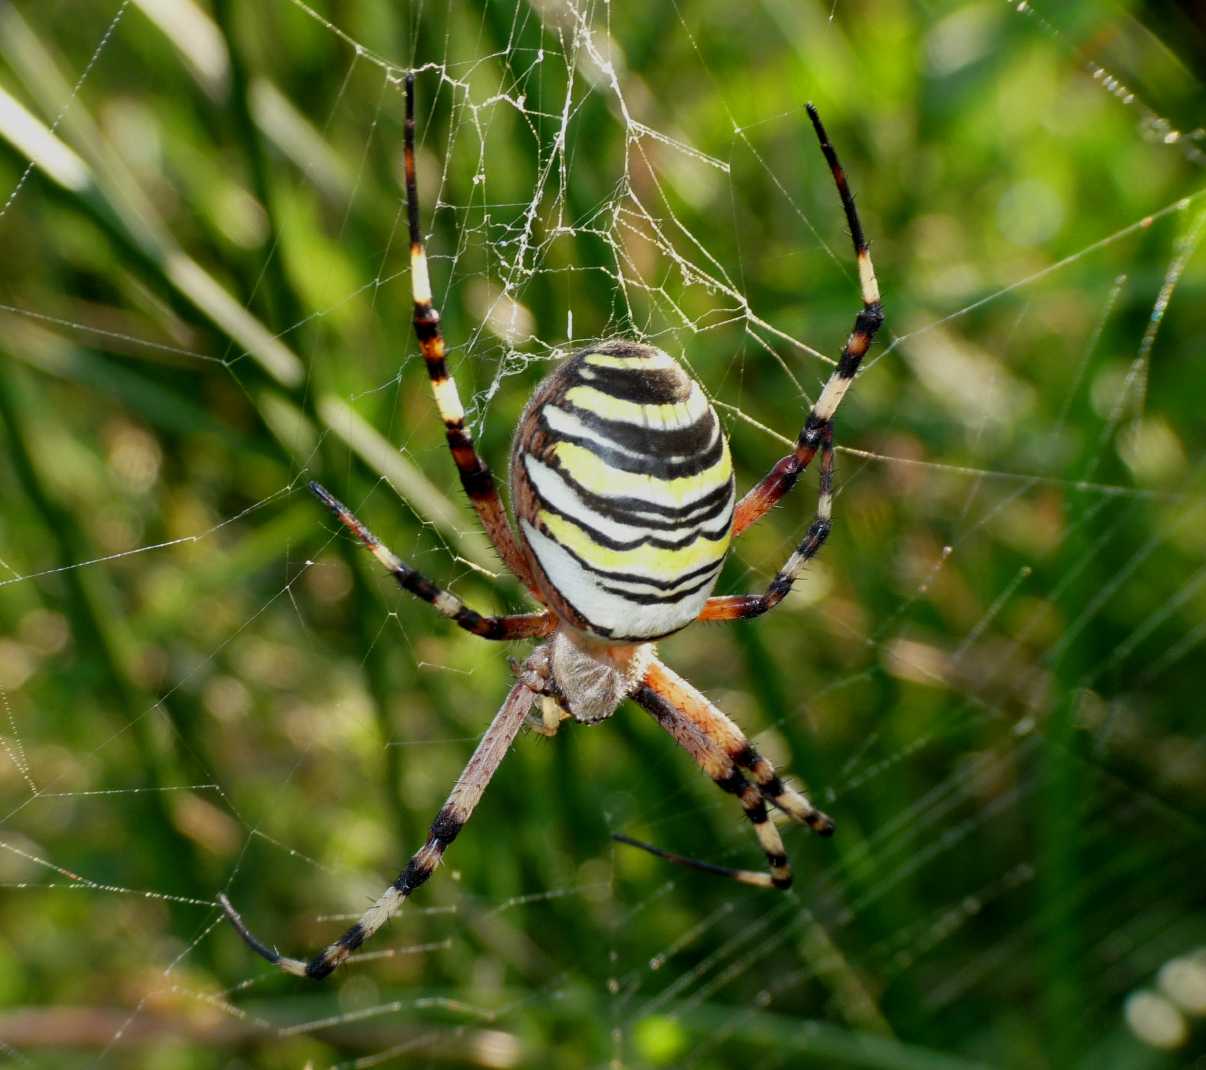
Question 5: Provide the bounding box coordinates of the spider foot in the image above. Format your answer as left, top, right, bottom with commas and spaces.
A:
762, 780, 836, 837
807, 809, 836, 837
307, 481, 382, 551
612, 833, 781, 890
217, 893, 309, 977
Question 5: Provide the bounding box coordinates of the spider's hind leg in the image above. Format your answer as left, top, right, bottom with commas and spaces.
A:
622, 684, 794, 891
643, 659, 833, 835
619, 657, 834, 891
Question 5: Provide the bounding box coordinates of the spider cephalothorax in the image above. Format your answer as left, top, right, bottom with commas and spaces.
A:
539, 630, 654, 726
219, 75, 883, 981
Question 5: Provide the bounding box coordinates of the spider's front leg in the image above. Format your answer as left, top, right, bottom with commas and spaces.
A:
702, 104, 884, 624
403, 73, 542, 599
219, 647, 553, 980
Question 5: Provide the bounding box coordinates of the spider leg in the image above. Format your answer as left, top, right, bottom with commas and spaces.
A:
642, 658, 833, 834
220, 661, 546, 979
618, 658, 833, 890
613, 833, 782, 888
696, 430, 833, 623
729, 103, 883, 540
404, 74, 541, 596
311, 482, 555, 640
625, 678, 793, 890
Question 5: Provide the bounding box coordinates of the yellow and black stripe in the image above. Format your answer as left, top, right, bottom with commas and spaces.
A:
511, 340, 735, 641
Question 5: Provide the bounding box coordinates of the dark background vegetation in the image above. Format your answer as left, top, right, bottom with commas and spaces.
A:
0, 1, 1204, 1067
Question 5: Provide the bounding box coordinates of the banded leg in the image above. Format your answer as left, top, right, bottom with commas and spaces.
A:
624, 679, 793, 889
642, 658, 833, 835
731, 102, 884, 539
698, 429, 833, 624
220, 665, 545, 979
404, 74, 541, 595
312, 482, 555, 641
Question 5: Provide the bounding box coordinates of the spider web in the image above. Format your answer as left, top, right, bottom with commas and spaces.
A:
0, 1, 1204, 1067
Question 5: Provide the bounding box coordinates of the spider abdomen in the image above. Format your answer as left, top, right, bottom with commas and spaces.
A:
511, 341, 734, 641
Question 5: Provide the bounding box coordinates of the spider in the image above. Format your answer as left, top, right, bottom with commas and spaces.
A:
219, 73, 883, 980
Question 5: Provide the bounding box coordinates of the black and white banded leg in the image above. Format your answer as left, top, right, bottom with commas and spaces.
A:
310, 482, 555, 641
623, 681, 794, 889
717, 103, 884, 612
643, 659, 833, 834
403, 73, 542, 598
219, 655, 549, 979
697, 429, 834, 623
615, 658, 833, 890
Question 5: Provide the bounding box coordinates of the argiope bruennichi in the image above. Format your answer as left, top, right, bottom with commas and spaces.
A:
220, 74, 883, 980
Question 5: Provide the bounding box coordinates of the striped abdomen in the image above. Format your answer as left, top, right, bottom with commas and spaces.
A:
511, 341, 734, 641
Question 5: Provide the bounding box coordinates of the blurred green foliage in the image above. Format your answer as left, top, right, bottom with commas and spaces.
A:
0, 1, 1204, 1067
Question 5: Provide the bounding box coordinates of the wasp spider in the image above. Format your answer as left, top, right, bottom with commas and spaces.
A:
219, 75, 883, 980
